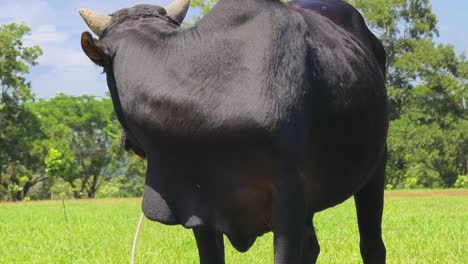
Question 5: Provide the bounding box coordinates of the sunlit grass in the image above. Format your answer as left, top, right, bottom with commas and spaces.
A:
0, 190, 466, 263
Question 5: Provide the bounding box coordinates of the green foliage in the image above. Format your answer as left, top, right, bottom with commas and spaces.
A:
0, 23, 44, 201
28, 95, 123, 198
96, 179, 120, 198
18, 175, 29, 185
45, 148, 69, 177
96, 174, 144, 198
0, 23, 43, 101
24, 94, 147, 200
346, 0, 468, 187
453, 175, 468, 189
404, 165, 441, 188
7, 183, 22, 196
48, 178, 80, 199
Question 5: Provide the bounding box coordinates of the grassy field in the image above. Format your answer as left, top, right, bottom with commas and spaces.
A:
0, 190, 467, 264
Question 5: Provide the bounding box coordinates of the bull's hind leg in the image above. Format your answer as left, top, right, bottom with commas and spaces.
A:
354, 151, 387, 264
302, 214, 320, 264
193, 227, 225, 264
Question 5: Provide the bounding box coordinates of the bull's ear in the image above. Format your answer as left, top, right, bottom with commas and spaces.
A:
81, 32, 110, 67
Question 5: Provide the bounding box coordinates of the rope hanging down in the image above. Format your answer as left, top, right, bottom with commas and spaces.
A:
131, 212, 145, 264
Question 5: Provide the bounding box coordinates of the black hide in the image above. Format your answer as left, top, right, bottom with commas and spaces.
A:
81, 0, 388, 262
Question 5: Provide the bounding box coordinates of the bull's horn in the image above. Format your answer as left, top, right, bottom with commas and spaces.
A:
79, 8, 112, 36
165, 0, 191, 24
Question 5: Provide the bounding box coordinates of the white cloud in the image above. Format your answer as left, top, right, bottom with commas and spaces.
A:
71, 0, 172, 13
25, 24, 68, 46
28, 31, 106, 98
0, 0, 52, 25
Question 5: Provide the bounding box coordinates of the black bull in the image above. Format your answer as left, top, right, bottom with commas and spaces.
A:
81, 0, 388, 263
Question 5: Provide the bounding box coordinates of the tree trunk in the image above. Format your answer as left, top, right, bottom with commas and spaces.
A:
87, 175, 98, 198
22, 182, 31, 200
69, 180, 81, 199
13, 191, 22, 201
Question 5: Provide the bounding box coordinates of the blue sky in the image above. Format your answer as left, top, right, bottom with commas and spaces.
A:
0, 0, 466, 99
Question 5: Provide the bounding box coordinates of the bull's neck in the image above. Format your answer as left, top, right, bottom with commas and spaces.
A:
115, 0, 286, 99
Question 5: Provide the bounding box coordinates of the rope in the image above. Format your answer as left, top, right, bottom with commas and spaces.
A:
131, 212, 145, 264
62, 199, 73, 262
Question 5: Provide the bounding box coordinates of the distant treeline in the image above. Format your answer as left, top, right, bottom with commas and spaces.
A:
1, 0, 467, 201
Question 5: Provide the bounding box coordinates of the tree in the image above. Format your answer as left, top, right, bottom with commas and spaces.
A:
24, 94, 146, 200
0, 23, 43, 200
101, 126, 146, 198
29, 95, 119, 198
348, 0, 467, 187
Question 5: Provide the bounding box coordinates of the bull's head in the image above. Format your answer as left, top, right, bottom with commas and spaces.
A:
79, 0, 190, 67
80, 0, 190, 36
79, 1, 191, 158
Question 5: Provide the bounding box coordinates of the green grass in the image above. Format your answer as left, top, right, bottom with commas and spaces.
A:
0, 190, 467, 263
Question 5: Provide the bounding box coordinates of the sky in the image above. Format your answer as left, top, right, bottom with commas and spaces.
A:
0, 0, 466, 99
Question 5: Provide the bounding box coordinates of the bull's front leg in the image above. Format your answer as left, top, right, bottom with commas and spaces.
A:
193, 226, 225, 264
272, 164, 306, 264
